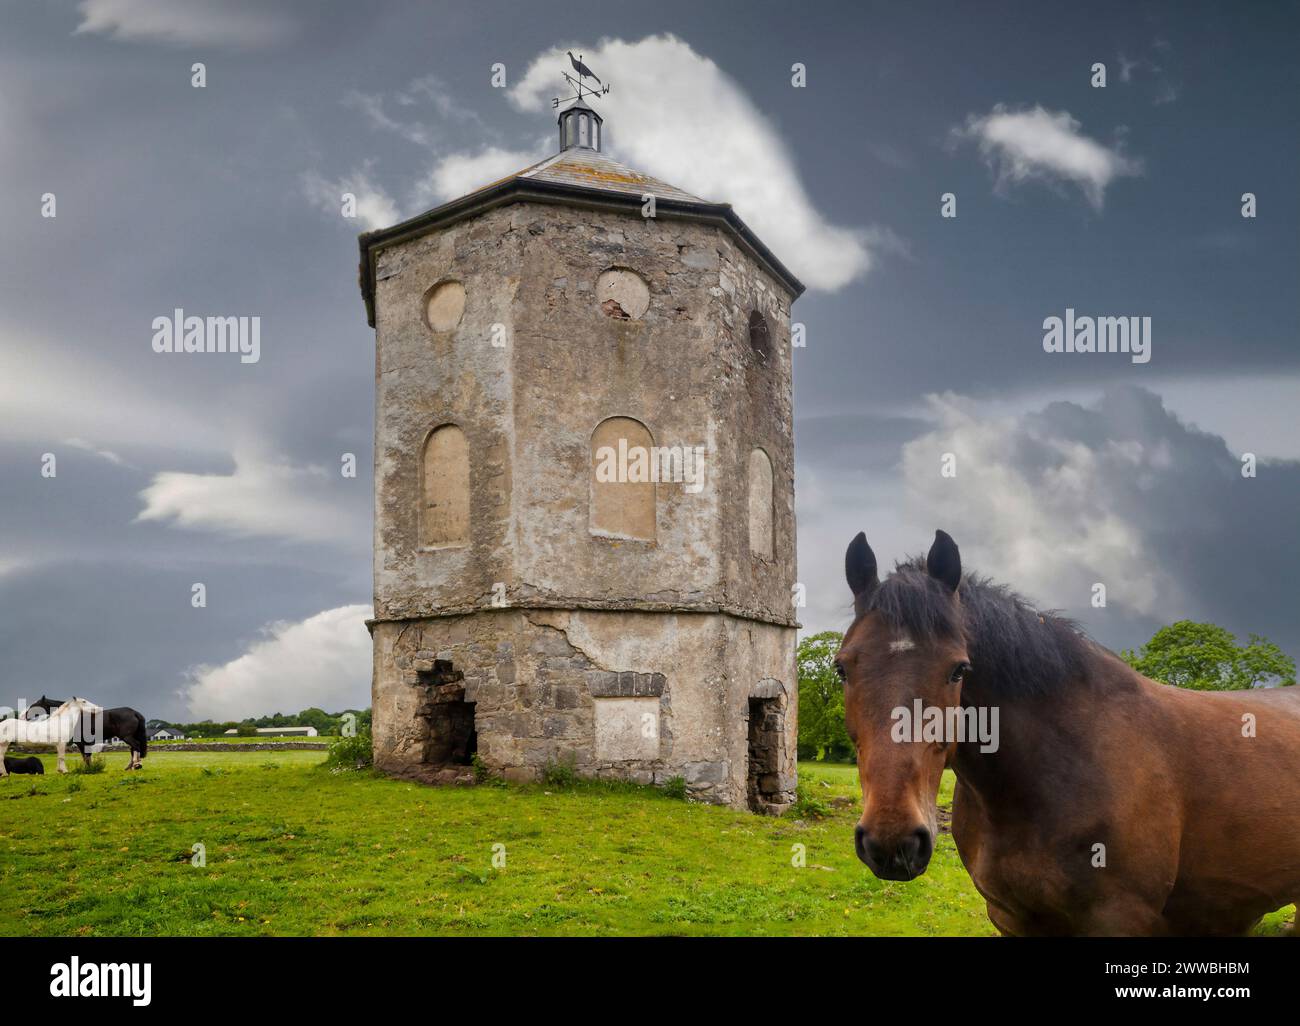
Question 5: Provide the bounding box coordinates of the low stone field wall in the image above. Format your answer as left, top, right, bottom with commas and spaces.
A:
11, 741, 329, 753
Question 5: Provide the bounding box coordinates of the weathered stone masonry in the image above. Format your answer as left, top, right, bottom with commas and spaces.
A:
360, 108, 803, 811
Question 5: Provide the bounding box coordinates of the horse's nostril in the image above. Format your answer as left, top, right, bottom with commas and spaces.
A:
854, 824, 870, 864
865, 836, 893, 868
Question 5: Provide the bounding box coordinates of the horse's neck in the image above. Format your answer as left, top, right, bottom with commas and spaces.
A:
951, 671, 1114, 809
956, 644, 1149, 806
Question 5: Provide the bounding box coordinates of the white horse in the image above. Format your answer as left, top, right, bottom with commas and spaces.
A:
0, 697, 99, 776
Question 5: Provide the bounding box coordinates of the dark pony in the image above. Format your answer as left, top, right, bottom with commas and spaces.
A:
3, 755, 44, 775
838, 529, 1300, 936
27, 696, 148, 770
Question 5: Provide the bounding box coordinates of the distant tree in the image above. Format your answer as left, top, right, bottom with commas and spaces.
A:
235, 721, 258, 737
175, 709, 371, 736
295, 707, 337, 733
1122, 621, 1295, 691
797, 630, 854, 762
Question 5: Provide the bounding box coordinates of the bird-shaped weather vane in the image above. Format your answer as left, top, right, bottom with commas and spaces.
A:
551, 50, 610, 108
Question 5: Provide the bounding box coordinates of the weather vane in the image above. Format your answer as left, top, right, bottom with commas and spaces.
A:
551, 50, 610, 108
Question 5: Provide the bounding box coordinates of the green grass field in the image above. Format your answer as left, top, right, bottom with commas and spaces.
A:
147, 736, 328, 746
1, 750, 1293, 937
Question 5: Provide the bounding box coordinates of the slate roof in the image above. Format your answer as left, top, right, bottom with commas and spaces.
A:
513, 148, 707, 204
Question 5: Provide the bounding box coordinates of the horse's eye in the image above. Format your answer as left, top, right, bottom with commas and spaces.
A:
949, 662, 971, 684
834, 661, 846, 681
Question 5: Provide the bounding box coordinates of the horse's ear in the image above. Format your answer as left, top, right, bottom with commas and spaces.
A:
926, 530, 962, 593
845, 532, 879, 613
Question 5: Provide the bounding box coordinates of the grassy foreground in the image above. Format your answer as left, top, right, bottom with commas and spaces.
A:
0, 751, 1293, 937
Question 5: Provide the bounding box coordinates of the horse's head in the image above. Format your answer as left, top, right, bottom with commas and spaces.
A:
837, 530, 969, 882
22, 695, 58, 719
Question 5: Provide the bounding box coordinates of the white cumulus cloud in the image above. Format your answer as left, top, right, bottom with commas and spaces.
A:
473, 34, 879, 292
301, 167, 400, 232
75, 0, 295, 48
137, 452, 366, 544
63, 437, 129, 467
419, 145, 546, 209
181, 605, 372, 720
954, 104, 1141, 209
902, 391, 1166, 615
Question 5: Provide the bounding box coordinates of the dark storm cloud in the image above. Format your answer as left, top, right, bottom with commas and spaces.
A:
0, 445, 365, 718
0, 558, 359, 719
797, 386, 1300, 661
795, 412, 931, 475
900, 386, 1299, 655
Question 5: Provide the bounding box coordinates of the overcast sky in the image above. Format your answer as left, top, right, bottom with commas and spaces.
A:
1, 0, 1296, 720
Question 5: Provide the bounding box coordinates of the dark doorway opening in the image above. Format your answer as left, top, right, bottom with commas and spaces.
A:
747, 696, 783, 813
417, 659, 478, 767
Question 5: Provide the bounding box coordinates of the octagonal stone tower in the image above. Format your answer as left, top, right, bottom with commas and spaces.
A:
358, 96, 803, 811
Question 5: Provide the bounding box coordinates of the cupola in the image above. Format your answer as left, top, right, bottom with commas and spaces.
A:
558, 97, 602, 152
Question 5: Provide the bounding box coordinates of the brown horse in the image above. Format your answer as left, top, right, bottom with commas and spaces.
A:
837, 529, 1300, 936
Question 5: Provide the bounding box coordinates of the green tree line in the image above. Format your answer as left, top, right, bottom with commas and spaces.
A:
150, 707, 372, 737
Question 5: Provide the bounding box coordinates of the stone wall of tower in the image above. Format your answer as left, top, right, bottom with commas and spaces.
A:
372, 204, 521, 621
370, 199, 798, 810
371, 610, 795, 807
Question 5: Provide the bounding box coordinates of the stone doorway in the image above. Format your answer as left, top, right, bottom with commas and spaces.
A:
747, 696, 785, 814
416, 660, 478, 773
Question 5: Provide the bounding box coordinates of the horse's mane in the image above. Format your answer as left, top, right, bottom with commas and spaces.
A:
861, 557, 1097, 696
44, 697, 95, 717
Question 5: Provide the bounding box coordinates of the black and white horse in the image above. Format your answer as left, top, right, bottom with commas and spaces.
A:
1, 697, 94, 775
26, 695, 149, 770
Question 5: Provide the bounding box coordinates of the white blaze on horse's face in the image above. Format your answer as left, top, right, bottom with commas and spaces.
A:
889, 635, 916, 654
